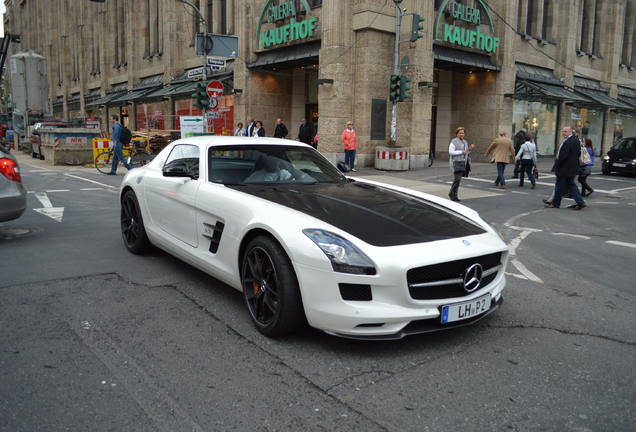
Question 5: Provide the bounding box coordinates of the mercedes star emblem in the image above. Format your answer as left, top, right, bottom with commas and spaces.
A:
463, 263, 483, 293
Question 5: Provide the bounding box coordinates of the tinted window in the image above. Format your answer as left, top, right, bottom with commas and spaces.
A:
164, 144, 200, 179
208, 145, 347, 185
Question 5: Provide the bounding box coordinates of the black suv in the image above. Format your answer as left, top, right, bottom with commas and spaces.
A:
602, 137, 636, 175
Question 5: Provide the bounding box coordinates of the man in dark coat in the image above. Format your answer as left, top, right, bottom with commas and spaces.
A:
298, 118, 313, 145
546, 126, 586, 210
512, 129, 526, 178
274, 118, 288, 138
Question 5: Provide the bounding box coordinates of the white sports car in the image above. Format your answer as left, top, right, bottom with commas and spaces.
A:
119, 137, 508, 340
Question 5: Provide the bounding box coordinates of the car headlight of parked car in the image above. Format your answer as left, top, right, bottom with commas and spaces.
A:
303, 229, 377, 275
603, 155, 610, 161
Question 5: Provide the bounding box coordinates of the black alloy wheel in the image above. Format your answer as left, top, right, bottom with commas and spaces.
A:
120, 190, 151, 254
241, 236, 304, 337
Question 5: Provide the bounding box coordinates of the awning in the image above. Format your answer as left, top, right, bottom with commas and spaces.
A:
574, 87, 635, 110
248, 41, 320, 70
142, 71, 234, 100
514, 80, 591, 103
108, 87, 159, 105
618, 95, 636, 109
84, 88, 102, 105
516, 63, 562, 85
433, 44, 500, 72
88, 91, 127, 106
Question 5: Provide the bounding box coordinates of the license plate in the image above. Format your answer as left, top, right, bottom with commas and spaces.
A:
441, 294, 491, 324
613, 163, 626, 167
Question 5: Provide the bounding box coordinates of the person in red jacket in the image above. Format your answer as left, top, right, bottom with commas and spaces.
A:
341, 121, 357, 172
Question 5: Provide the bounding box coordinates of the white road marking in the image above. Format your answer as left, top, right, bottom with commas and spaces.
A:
80, 187, 106, 191
45, 189, 70, 193
553, 232, 591, 240
593, 201, 619, 205
33, 192, 64, 222
509, 226, 543, 232
511, 191, 528, 195
511, 259, 543, 283
464, 176, 614, 193
628, 203, 636, 206
505, 272, 528, 280
609, 186, 636, 194
606, 241, 636, 250
64, 173, 116, 189
508, 230, 532, 256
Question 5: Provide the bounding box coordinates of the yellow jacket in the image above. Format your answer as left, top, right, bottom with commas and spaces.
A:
485, 137, 516, 163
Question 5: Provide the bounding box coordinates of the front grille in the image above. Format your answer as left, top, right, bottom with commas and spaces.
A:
407, 252, 502, 300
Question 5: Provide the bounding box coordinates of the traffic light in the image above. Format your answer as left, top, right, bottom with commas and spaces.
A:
192, 82, 210, 110
410, 14, 425, 42
389, 74, 401, 102
399, 75, 412, 101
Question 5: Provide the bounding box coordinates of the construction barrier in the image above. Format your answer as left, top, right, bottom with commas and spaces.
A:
92, 137, 150, 166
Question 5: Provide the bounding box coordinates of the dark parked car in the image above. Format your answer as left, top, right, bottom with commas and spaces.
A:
602, 137, 636, 175
0, 145, 27, 222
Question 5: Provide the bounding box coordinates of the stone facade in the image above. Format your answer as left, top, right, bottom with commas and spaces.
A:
4, 0, 636, 160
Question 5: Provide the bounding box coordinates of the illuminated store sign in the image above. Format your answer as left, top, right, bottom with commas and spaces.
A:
255, 0, 318, 49
435, 0, 501, 53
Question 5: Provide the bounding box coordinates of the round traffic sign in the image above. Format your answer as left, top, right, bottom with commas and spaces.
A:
206, 80, 224, 99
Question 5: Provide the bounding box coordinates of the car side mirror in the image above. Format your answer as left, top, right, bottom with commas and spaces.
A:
163, 163, 192, 178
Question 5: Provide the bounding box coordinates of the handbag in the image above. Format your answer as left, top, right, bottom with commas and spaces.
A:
462, 159, 471, 177
453, 160, 466, 173
532, 166, 539, 179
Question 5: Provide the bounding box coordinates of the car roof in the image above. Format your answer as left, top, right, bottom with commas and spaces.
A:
172, 136, 310, 148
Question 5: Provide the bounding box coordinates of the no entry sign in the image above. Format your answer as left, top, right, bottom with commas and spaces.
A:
206, 80, 224, 99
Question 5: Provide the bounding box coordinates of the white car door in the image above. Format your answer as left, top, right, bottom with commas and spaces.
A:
145, 143, 201, 247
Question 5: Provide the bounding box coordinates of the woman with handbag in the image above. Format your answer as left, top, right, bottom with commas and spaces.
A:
448, 126, 474, 202
577, 138, 595, 197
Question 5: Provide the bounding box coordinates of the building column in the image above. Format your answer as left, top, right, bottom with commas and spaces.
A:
319, 0, 354, 162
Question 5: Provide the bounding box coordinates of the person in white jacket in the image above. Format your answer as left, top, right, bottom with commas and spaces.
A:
515, 132, 538, 188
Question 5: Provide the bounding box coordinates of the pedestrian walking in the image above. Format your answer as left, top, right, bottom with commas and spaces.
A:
274, 118, 288, 138
578, 138, 595, 197
252, 120, 265, 137
234, 122, 246, 136
545, 126, 586, 210
484, 130, 516, 189
246, 118, 256, 137
107, 115, 133, 175
512, 129, 526, 178
448, 126, 475, 202
515, 132, 537, 189
341, 121, 357, 172
298, 118, 313, 146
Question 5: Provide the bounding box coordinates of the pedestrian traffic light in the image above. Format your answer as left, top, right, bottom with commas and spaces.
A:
192, 82, 210, 110
410, 14, 425, 42
399, 75, 412, 101
390, 74, 401, 102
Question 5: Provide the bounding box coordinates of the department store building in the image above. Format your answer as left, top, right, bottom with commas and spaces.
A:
4, 0, 636, 165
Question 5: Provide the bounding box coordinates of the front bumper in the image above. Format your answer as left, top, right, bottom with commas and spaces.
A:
295, 257, 506, 339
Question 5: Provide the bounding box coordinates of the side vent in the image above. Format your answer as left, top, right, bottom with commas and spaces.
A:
203, 221, 225, 253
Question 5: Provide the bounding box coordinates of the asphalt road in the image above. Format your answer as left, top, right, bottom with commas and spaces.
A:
1, 154, 635, 432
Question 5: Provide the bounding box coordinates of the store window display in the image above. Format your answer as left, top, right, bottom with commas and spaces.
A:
571, 107, 604, 155
512, 100, 557, 156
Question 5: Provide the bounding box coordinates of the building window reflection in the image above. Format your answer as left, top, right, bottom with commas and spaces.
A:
513, 100, 557, 156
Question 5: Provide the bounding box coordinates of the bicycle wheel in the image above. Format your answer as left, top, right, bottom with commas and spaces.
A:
129, 149, 153, 168
95, 151, 113, 174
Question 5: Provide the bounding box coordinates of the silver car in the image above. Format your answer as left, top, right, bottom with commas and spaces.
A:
0, 145, 27, 222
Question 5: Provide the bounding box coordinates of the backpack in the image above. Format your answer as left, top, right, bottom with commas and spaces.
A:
120, 125, 132, 145
579, 145, 591, 166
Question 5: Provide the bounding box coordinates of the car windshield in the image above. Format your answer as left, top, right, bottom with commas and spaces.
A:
611, 138, 636, 151
208, 144, 347, 185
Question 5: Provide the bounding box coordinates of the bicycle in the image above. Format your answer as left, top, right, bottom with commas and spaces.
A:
95, 143, 153, 174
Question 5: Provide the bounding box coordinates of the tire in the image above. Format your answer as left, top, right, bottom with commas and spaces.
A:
120, 190, 151, 254
241, 235, 305, 337
95, 151, 113, 174
130, 149, 153, 168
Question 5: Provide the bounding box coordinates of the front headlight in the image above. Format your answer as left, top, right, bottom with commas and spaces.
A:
603, 155, 610, 161
303, 229, 376, 275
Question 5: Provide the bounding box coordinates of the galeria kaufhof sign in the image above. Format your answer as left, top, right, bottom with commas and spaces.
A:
435, 0, 500, 53
256, 0, 318, 50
